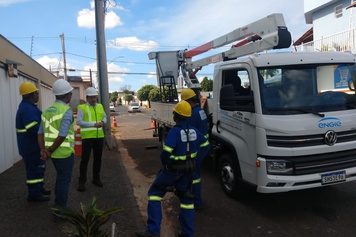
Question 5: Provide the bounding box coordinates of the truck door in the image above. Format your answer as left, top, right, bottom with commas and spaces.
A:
218, 67, 257, 182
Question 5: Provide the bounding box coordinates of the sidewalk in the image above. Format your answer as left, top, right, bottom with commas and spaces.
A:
0, 135, 145, 237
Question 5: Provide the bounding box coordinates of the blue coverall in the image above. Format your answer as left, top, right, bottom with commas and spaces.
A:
145, 120, 210, 237
186, 104, 209, 208
16, 100, 45, 199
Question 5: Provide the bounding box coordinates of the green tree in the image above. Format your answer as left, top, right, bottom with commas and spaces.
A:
201, 77, 213, 91
137, 84, 157, 108
110, 91, 118, 103
124, 94, 134, 104
148, 87, 160, 102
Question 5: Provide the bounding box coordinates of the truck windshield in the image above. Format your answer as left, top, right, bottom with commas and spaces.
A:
258, 64, 356, 115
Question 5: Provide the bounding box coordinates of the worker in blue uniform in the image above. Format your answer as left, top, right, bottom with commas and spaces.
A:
16, 82, 50, 202
181, 88, 209, 210
136, 100, 210, 237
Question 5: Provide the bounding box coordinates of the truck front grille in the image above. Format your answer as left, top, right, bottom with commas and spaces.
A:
267, 130, 356, 148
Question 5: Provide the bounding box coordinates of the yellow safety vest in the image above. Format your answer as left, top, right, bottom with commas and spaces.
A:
42, 102, 74, 158
77, 103, 105, 139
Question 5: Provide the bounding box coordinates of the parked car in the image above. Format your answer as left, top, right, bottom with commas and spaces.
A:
128, 102, 141, 113
109, 103, 115, 112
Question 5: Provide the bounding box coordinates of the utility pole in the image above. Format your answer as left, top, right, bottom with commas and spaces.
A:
60, 33, 68, 81
94, 0, 112, 148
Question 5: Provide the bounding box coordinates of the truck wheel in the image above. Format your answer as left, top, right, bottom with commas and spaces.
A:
219, 153, 243, 198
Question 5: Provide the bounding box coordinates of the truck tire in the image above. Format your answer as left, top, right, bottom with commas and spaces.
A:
218, 153, 244, 199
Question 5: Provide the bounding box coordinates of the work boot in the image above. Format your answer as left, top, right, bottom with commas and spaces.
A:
135, 230, 159, 237
77, 181, 86, 192
27, 195, 50, 202
92, 179, 103, 187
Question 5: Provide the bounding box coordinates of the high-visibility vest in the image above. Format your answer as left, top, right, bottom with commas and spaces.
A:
42, 102, 74, 158
77, 103, 105, 139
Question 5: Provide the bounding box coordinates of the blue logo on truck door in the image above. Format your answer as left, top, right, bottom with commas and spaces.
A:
318, 117, 341, 128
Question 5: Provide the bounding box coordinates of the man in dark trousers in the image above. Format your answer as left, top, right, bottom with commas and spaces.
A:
76, 87, 107, 191
181, 88, 209, 210
38, 79, 74, 210
136, 101, 210, 237
16, 82, 50, 202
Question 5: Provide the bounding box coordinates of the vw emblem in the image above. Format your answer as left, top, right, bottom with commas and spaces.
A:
324, 130, 337, 146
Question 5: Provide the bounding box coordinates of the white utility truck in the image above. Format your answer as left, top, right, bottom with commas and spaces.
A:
148, 13, 356, 198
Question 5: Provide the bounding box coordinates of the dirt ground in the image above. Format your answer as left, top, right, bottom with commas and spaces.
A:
113, 127, 179, 236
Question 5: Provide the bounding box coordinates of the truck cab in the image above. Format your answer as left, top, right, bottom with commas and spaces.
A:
208, 51, 356, 196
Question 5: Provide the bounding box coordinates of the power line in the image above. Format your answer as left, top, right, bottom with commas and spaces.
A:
7, 35, 228, 50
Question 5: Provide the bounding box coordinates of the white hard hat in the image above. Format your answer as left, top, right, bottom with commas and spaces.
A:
86, 87, 98, 96
52, 79, 74, 96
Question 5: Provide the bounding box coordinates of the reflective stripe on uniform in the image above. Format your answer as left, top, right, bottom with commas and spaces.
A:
192, 178, 201, 184
26, 178, 44, 184
163, 145, 173, 153
200, 140, 210, 148
16, 121, 38, 133
180, 203, 194, 210
169, 151, 197, 161
148, 195, 163, 202
81, 127, 101, 132
45, 141, 72, 147
25, 121, 38, 130
16, 128, 27, 133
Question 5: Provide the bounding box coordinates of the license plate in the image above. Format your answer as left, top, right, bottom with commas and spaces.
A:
321, 171, 346, 185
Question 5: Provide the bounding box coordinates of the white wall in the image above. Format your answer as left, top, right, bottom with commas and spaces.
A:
0, 65, 54, 174
313, 0, 351, 40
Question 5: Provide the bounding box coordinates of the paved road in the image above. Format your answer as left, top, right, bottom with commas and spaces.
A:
114, 105, 356, 237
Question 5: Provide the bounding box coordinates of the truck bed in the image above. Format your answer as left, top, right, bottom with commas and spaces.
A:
151, 101, 176, 128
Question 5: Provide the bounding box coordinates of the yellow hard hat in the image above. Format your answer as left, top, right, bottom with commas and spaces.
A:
173, 101, 192, 118
181, 88, 196, 101
19, 82, 38, 95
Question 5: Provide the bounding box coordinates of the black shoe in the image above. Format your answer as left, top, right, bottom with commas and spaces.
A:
92, 179, 103, 187
135, 230, 159, 237
27, 195, 50, 202
41, 188, 51, 195
77, 182, 85, 192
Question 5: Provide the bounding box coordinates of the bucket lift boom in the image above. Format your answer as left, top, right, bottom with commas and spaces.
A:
148, 13, 291, 90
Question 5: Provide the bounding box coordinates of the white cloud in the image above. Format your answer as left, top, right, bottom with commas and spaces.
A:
36, 56, 62, 72
77, 9, 96, 28
82, 62, 128, 89
77, 2, 123, 29
107, 36, 159, 51
105, 11, 123, 29
147, 72, 156, 78
0, 0, 30, 7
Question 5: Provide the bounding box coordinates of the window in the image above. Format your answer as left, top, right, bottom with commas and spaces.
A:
335, 4, 343, 18
258, 64, 356, 115
222, 69, 250, 96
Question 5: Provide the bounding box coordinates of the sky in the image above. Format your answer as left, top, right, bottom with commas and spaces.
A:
0, 0, 310, 92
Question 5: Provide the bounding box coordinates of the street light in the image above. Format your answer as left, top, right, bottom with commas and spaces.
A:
107, 56, 124, 65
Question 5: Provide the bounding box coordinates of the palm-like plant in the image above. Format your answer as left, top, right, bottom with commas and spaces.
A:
52, 196, 123, 237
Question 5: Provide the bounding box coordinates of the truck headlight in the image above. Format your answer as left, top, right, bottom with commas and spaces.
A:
266, 160, 293, 175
